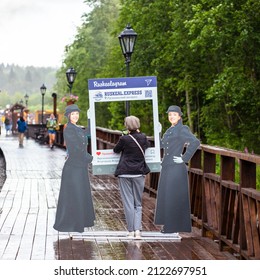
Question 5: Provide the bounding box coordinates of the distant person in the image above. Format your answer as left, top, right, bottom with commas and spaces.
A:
46, 113, 58, 149
1, 115, 4, 127
17, 116, 27, 148
154, 105, 200, 239
4, 116, 12, 135
113, 116, 150, 239
53, 104, 95, 235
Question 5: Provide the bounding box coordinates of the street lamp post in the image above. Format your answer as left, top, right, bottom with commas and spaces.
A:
40, 84, 47, 127
24, 93, 29, 107
118, 24, 137, 116
24, 93, 29, 138
52, 93, 57, 118
66, 67, 77, 93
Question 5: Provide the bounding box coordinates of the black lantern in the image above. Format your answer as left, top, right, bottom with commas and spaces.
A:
118, 24, 137, 116
24, 93, 29, 106
118, 24, 137, 65
40, 84, 47, 126
66, 67, 77, 93
40, 84, 47, 95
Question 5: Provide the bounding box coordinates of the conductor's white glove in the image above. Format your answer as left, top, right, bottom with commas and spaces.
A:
157, 122, 162, 133
173, 156, 183, 163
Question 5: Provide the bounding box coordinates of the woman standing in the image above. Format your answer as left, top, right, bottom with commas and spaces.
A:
46, 113, 57, 149
154, 105, 200, 238
113, 116, 150, 239
53, 104, 95, 233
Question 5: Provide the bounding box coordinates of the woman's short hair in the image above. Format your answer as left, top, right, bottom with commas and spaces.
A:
124, 115, 140, 131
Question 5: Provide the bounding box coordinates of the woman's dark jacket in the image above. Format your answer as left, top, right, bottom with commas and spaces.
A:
65, 122, 93, 167
113, 131, 150, 176
53, 122, 95, 232
154, 120, 200, 232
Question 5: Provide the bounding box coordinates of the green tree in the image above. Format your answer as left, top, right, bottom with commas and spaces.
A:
186, 0, 260, 152
53, 0, 260, 154
54, 0, 120, 126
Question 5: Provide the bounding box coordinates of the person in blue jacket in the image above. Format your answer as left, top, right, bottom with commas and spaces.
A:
17, 116, 27, 148
154, 105, 200, 238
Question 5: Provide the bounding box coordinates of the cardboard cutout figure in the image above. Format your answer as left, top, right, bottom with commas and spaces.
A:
154, 106, 200, 235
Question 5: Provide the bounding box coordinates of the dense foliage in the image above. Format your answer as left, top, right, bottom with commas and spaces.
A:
54, 0, 260, 154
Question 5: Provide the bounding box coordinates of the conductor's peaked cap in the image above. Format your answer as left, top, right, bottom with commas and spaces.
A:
166, 105, 183, 116
64, 104, 81, 117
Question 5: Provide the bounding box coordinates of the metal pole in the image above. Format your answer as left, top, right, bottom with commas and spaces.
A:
52, 93, 57, 118
41, 94, 44, 127
125, 58, 130, 116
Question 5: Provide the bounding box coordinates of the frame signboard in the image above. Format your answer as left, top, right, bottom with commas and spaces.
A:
88, 76, 161, 175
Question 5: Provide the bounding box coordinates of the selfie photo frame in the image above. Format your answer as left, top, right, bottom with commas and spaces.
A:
88, 76, 161, 175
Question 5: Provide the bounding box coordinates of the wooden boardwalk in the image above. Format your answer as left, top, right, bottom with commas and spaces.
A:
0, 132, 237, 260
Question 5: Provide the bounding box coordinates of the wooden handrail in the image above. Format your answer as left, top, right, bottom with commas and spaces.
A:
202, 144, 260, 164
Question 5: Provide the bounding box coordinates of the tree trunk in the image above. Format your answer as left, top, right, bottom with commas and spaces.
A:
185, 89, 193, 132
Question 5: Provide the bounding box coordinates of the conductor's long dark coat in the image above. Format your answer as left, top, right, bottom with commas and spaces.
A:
154, 120, 200, 232
53, 122, 95, 233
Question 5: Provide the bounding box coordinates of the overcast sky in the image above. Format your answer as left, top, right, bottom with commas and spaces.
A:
0, 0, 90, 68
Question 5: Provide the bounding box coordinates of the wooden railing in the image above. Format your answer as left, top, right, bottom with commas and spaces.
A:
27, 124, 65, 148
94, 126, 260, 260
190, 145, 260, 260
28, 124, 260, 259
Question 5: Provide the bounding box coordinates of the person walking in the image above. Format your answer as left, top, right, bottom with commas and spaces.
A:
17, 116, 27, 148
4, 115, 12, 135
46, 113, 58, 149
53, 104, 95, 234
154, 105, 200, 239
113, 116, 150, 239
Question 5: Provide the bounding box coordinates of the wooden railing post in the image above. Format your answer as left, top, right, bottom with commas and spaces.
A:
240, 159, 257, 258
219, 155, 238, 252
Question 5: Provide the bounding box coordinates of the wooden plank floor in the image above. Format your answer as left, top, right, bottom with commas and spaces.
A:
0, 132, 237, 260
